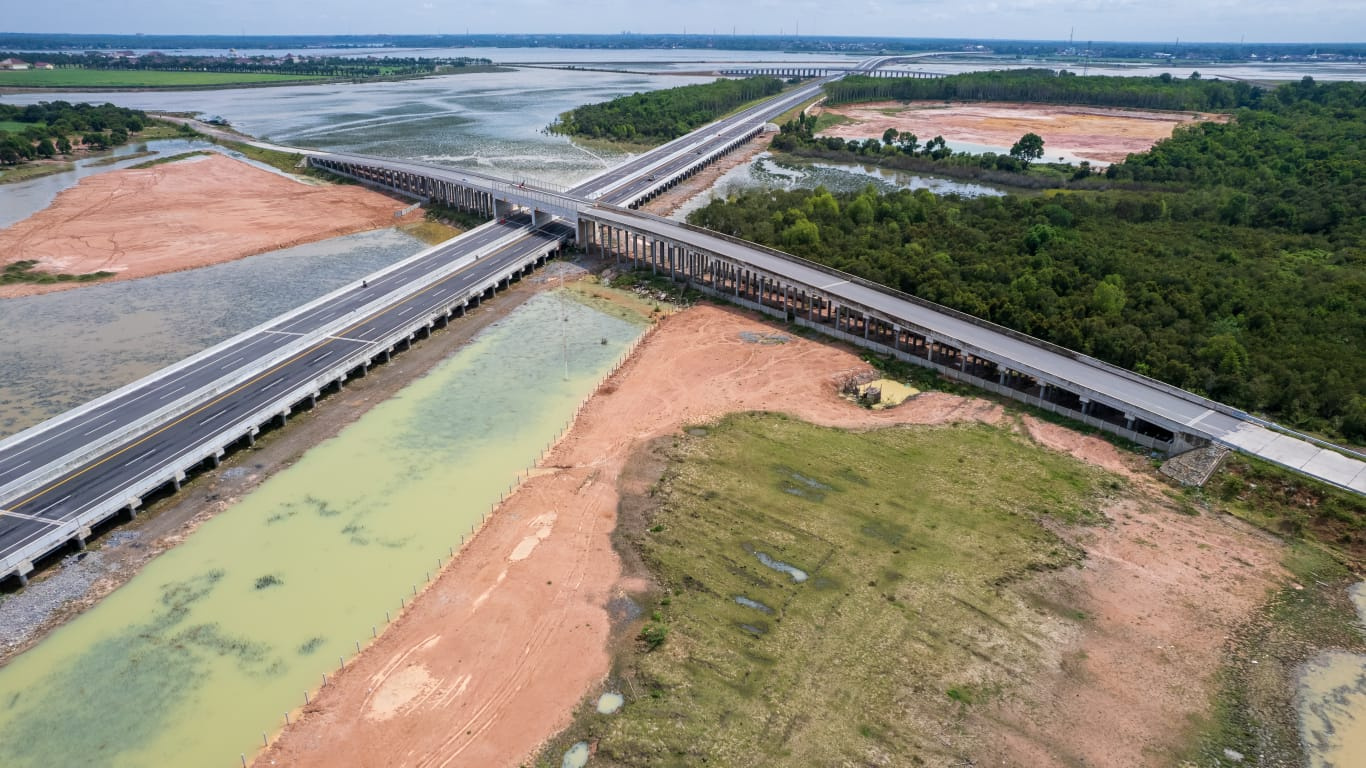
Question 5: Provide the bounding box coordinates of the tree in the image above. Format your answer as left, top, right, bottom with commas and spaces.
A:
35, 138, 56, 158
56, 136, 72, 154
1010, 132, 1045, 165
882, 127, 899, 145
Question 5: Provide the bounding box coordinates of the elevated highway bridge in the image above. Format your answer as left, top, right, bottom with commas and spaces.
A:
2, 60, 1362, 587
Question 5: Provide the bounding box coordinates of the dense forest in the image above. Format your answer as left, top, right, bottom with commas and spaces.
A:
549, 76, 783, 143
825, 69, 1265, 111
0, 102, 154, 163
694, 76, 1366, 441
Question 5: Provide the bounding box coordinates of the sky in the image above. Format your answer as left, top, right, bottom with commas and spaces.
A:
4, 0, 1365, 44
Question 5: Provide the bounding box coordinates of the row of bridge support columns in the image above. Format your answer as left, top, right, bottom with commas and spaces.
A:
310, 159, 500, 218
582, 217, 1182, 452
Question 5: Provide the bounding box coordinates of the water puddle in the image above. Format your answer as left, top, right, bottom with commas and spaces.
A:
754, 551, 808, 583
734, 596, 775, 614
1297, 581, 1366, 768
0, 290, 644, 767
849, 378, 920, 409
596, 692, 624, 714
562, 741, 590, 768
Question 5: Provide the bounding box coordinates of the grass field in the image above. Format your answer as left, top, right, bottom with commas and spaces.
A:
0, 120, 39, 133
0, 161, 73, 185
0, 69, 327, 88
540, 414, 1109, 766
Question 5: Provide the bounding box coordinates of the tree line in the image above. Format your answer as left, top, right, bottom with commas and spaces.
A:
693, 76, 1366, 442
824, 69, 1265, 112
0, 101, 153, 164
549, 76, 784, 143
0, 52, 492, 79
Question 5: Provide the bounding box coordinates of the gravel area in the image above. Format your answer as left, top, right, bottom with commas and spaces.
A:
0, 530, 141, 654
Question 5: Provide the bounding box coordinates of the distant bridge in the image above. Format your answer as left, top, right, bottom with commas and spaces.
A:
719, 66, 945, 79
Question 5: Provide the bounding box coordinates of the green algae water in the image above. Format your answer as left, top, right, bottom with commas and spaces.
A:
0, 289, 645, 767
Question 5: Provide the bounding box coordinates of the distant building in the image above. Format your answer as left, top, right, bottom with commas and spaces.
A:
0, 58, 30, 70
33, 61, 55, 70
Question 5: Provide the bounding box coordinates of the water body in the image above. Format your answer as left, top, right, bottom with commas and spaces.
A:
671, 151, 1003, 220
755, 551, 809, 583
0, 290, 644, 767
0, 227, 424, 437
562, 741, 591, 768
596, 691, 625, 714
1, 67, 719, 188
1297, 582, 1366, 768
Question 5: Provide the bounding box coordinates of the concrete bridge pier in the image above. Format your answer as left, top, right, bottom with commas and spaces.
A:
11, 559, 33, 586
245, 426, 259, 447
70, 526, 91, 552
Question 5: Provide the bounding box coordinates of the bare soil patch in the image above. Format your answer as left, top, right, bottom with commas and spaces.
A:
258, 303, 1283, 768
0, 153, 413, 299
816, 101, 1228, 164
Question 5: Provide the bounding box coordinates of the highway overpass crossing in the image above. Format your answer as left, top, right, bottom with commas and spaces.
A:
2, 61, 1361, 588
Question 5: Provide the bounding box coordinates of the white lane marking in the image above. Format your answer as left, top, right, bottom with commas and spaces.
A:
31, 494, 73, 518
158, 385, 186, 401
264, 330, 306, 337
82, 419, 116, 437
819, 280, 849, 290
397, 306, 415, 315
124, 448, 157, 467
309, 351, 334, 365
260, 376, 286, 392
220, 355, 245, 370
327, 335, 373, 344
198, 410, 227, 426
1186, 409, 1217, 429
0, 508, 65, 525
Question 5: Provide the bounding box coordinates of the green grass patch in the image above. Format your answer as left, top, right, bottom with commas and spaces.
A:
0, 69, 327, 88
0, 120, 40, 133
1214, 455, 1366, 558
539, 413, 1109, 766
209, 139, 318, 178
0, 160, 74, 185
812, 112, 853, 132
1, 260, 113, 286
127, 150, 214, 169
399, 218, 464, 246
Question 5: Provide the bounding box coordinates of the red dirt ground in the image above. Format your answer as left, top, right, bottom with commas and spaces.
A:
0, 153, 412, 299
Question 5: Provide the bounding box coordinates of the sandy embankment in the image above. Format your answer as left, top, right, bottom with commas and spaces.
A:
0, 153, 413, 299
258, 304, 1283, 768
816, 101, 1227, 164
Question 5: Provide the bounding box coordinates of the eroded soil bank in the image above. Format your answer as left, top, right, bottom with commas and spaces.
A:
815, 101, 1228, 164
0, 153, 412, 298
258, 304, 1287, 768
